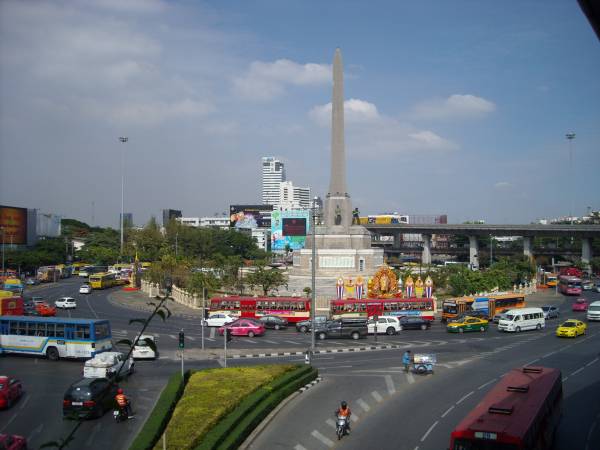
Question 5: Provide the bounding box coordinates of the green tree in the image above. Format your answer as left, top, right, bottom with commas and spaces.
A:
589, 257, 600, 274
245, 264, 288, 296
303, 287, 312, 298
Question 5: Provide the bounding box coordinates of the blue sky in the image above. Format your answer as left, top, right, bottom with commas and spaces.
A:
1, 0, 599, 227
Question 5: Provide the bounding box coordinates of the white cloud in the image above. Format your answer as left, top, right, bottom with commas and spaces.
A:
412, 94, 496, 120
309, 98, 380, 125
108, 98, 213, 125
233, 59, 331, 101
88, 0, 167, 14
494, 181, 513, 190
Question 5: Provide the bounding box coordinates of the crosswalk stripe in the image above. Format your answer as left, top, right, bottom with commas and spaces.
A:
325, 418, 336, 429
311, 430, 334, 447
371, 391, 383, 403
357, 398, 371, 412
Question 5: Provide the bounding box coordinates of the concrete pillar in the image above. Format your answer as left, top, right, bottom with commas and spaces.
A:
582, 238, 592, 265
523, 236, 533, 260
392, 232, 402, 249
469, 235, 479, 270
422, 234, 432, 265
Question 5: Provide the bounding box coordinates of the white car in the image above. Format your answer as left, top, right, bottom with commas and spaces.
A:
55, 297, 77, 309
367, 316, 401, 335
79, 284, 92, 294
132, 334, 157, 360
204, 313, 237, 327
83, 351, 134, 379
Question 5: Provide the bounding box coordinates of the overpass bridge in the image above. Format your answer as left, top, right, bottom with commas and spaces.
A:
364, 223, 600, 268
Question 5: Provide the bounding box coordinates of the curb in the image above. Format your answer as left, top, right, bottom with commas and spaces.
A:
298, 376, 322, 393
230, 343, 407, 359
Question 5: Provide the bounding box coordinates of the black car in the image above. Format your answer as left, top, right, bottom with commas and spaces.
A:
259, 315, 288, 330
63, 378, 118, 419
398, 316, 431, 331
314, 318, 368, 340
295, 315, 329, 333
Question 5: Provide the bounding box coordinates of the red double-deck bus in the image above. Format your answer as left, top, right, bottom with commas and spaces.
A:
330, 298, 436, 321
558, 275, 582, 296
209, 296, 310, 323
449, 366, 562, 449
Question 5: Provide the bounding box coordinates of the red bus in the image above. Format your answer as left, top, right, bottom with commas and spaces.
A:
330, 298, 436, 321
209, 296, 310, 323
449, 366, 562, 450
558, 275, 582, 296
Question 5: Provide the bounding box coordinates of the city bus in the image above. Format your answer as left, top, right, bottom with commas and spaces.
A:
449, 366, 562, 449
37, 266, 60, 282
89, 272, 118, 290
442, 294, 526, 322
209, 296, 311, 323
330, 298, 436, 321
558, 275, 582, 296
0, 316, 113, 360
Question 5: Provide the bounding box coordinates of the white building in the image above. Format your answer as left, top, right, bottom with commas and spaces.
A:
278, 181, 311, 210
251, 228, 270, 251
262, 157, 286, 206
177, 217, 229, 229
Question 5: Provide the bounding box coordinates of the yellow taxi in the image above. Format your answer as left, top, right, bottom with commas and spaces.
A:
556, 319, 587, 338
446, 316, 489, 333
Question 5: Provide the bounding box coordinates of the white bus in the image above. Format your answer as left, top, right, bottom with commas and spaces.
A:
0, 316, 113, 360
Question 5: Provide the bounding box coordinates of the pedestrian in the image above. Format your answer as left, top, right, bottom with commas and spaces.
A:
402, 349, 412, 372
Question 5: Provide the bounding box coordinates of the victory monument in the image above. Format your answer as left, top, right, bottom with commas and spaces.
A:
293, 48, 384, 278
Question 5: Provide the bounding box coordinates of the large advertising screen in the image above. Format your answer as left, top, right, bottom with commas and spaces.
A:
229, 205, 272, 229
271, 209, 310, 251
0, 206, 28, 245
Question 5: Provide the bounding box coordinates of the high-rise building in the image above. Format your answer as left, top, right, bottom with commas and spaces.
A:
262, 157, 286, 205
120, 213, 133, 228
278, 181, 311, 210
162, 209, 182, 227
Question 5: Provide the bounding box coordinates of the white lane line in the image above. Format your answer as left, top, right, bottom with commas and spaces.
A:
263, 339, 278, 344
571, 367, 585, 376
525, 358, 540, 366
284, 340, 302, 345
456, 391, 474, 405
325, 418, 336, 429
294, 445, 307, 450
244, 338, 258, 343
477, 379, 497, 390
543, 351, 557, 358
420, 420, 439, 442
205, 337, 215, 342
85, 422, 102, 447
385, 375, 396, 395
441, 405, 454, 418
586, 358, 599, 367
311, 430, 334, 447
209, 328, 216, 338
186, 336, 196, 341
27, 423, 43, 443
168, 334, 176, 339
585, 417, 598, 450
406, 372, 415, 384
562, 376, 569, 382
414, 447, 420, 450
0, 414, 17, 433
18, 395, 30, 410
357, 398, 371, 412
371, 391, 383, 403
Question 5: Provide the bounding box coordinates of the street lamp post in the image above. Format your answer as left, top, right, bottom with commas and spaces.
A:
1, 227, 5, 276
119, 136, 128, 257
310, 196, 318, 360
566, 133, 575, 224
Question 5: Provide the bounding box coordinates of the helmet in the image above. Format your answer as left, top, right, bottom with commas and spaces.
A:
117, 388, 123, 394
341, 401, 347, 408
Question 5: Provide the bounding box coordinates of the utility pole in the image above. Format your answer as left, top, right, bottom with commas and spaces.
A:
201, 287, 205, 350
565, 133, 575, 224
310, 197, 318, 362
119, 136, 128, 257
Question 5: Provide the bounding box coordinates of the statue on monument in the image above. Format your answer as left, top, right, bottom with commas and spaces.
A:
334, 204, 342, 225
352, 207, 360, 225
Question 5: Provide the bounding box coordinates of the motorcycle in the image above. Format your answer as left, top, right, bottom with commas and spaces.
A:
113, 404, 132, 422
336, 414, 348, 440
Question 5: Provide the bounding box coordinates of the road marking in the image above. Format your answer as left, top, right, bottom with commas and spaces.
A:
0, 414, 17, 433
385, 375, 396, 395
562, 376, 569, 382
210, 328, 216, 338
311, 430, 334, 447
571, 367, 585, 376
325, 418, 336, 429
325, 341, 346, 345
586, 358, 599, 367
168, 334, 176, 339
456, 391, 474, 405
263, 339, 278, 344
525, 358, 540, 366
205, 337, 215, 342
477, 379, 497, 390
543, 351, 557, 358
357, 398, 371, 412
420, 420, 439, 442
294, 445, 307, 450
284, 340, 301, 345
27, 423, 43, 443
371, 390, 383, 403
244, 338, 258, 343
187, 336, 196, 341
406, 372, 415, 384
585, 415, 598, 450
441, 405, 454, 418
18, 395, 30, 410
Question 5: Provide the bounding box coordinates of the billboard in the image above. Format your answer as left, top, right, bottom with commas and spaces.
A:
271, 209, 310, 251
229, 205, 273, 229
0, 206, 28, 245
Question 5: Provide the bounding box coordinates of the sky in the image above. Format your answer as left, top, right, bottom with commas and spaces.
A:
1, 0, 599, 228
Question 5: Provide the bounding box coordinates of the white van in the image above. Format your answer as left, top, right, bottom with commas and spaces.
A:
498, 308, 545, 332
587, 301, 600, 321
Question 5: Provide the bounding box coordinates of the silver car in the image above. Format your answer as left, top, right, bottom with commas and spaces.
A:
541, 305, 560, 319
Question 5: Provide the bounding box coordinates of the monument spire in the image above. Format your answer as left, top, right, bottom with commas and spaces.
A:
328, 47, 347, 197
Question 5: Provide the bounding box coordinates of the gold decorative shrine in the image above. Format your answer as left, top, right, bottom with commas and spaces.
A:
368, 265, 398, 298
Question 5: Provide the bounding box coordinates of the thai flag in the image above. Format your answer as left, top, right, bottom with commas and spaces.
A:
337, 284, 344, 300
425, 286, 432, 298
406, 286, 414, 298
355, 284, 364, 299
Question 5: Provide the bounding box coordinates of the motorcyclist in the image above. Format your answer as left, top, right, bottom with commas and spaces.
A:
115, 388, 132, 418
402, 349, 412, 372
335, 401, 351, 434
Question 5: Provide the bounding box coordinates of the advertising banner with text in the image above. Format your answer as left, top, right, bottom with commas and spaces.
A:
271, 209, 310, 251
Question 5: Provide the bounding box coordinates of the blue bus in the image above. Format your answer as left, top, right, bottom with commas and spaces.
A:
0, 316, 112, 360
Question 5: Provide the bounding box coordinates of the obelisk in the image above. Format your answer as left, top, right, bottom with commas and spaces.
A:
324, 48, 352, 231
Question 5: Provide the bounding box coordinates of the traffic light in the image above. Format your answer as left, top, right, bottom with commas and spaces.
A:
225, 328, 232, 342
178, 330, 185, 349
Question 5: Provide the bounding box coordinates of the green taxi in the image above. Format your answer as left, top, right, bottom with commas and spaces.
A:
446, 316, 489, 333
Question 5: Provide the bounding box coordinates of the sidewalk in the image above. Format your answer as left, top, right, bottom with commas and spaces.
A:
108, 288, 205, 320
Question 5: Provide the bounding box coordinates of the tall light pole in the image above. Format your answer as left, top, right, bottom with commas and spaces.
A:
310, 196, 318, 359
1, 227, 5, 276
566, 133, 575, 224
119, 137, 128, 257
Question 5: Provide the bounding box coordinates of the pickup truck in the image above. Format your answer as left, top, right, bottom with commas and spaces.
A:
83, 352, 134, 379
314, 318, 368, 340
